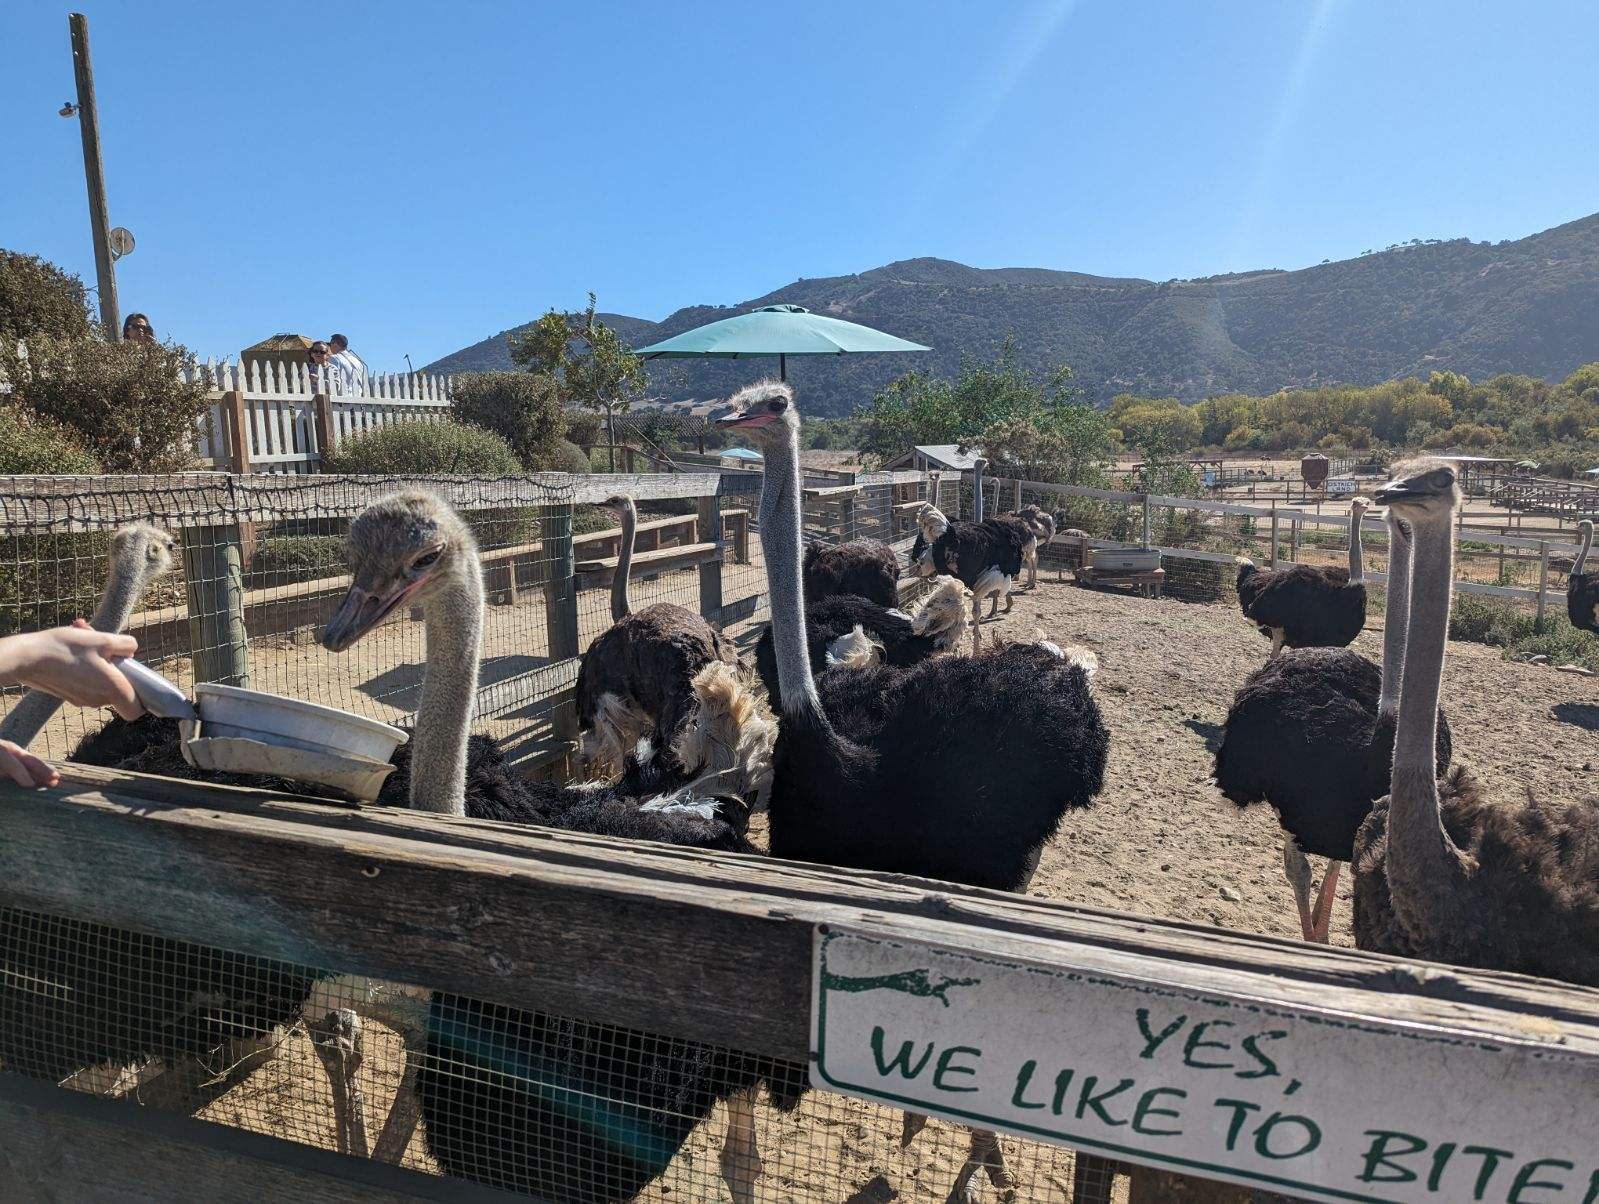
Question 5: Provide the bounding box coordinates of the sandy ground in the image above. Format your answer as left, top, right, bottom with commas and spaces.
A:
33, 570, 1599, 1201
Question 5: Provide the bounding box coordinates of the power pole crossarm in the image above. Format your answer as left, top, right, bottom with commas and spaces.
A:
69, 12, 120, 341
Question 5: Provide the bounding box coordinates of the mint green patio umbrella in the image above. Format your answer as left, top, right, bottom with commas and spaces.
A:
634, 303, 929, 381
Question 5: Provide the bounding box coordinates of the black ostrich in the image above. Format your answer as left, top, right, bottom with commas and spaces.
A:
576, 494, 745, 776
1567, 518, 1599, 634
320, 490, 793, 1204
720, 381, 1109, 1201
752, 575, 969, 712
1213, 506, 1452, 942
909, 504, 1033, 651
803, 537, 900, 608
1235, 497, 1371, 656
1352, 458, 1599, 983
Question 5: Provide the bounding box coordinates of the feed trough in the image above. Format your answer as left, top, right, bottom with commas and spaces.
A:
117, 660, 406, 800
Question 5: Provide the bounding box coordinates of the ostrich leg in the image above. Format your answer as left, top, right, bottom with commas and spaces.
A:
947, 1129, 1016, 1204
309, 1010, 369, 1159
1268, 628, 1286, 659
1282, 836, 1318, 942
719, 1086, 763, 1204
1308, 861, 1343, 944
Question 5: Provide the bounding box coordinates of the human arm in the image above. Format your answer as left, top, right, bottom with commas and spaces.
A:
0, 626, 143, 718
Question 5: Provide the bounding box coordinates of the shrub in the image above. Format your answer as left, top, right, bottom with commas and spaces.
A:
251, 535, 346, 583
0, 410, 106, 635
1, 335, 207, 472
325, 419, 532, 546
0, 250, 92, 343
450, 371, 565, 467
549, 439, 591, 474
325, 419, 523, 475
1448, 594, 1599, 672
564, 410, 602, 450
0, 408, 98, 474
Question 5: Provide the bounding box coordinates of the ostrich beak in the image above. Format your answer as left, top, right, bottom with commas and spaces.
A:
321, 575, 430, 651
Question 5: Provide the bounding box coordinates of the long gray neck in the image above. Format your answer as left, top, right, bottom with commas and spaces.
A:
1576, 520, 1594, 577
1378, 515, 1411, 716
1386, 508, 1469, 912
0, 547, 156, 748
759, 428, 824, 721
410, 558, 483, 816
1348, 507, 1367, 583
611, 499, 636, 623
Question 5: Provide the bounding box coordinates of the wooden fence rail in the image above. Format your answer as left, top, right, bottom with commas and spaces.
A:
1, 764, 1597, 1200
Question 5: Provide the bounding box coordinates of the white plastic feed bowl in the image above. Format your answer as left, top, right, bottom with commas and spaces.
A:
192, 684, 407, 763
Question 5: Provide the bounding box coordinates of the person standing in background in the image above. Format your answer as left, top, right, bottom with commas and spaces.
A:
122, 313, 154, 343
307, 340, 334, 393
328, 333, 365, 395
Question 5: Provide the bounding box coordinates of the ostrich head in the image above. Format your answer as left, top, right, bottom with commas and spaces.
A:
911, 574, 971, 644
1351, 495, 1371, 516
716, 380, 798, 443
915, 503, 950, 542
113, 522, 177, 583
321, 489, 478, 651
1374, 458, 1459, 526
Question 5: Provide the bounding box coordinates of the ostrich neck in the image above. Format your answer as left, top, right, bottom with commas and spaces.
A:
1575, 522, 1594, 577
1378, 518, 1412, 716
0, 551, 156, 748
410, 560, 484, 816
1348, 508, 1366, 583
611, 502, 635, 623
1386, 512, 1469, 912
759, 428, 825, 723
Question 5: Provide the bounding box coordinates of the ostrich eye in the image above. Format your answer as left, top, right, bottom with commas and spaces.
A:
769, 399, 788, 412
413, 547, 443, 570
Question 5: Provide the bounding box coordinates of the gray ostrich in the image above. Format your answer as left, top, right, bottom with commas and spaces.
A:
1352, 458, 1599, 981
1001, 503, 1056, 590
576, 493, 747, 777
322, 490, 788, 1202
0, 522, 175, 748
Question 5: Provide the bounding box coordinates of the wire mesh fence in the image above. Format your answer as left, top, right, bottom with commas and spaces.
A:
0, 903, 1131, 1202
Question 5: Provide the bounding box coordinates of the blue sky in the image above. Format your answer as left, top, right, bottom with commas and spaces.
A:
4, 0, 1597, 371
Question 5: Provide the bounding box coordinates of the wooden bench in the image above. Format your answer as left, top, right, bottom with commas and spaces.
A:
575, 541, 719, 589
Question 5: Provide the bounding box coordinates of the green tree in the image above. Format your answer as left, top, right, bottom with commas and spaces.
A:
451, 371, 565, 467
0, 250, 93, 344
858, 336, 1082, 462
510, 294, 645, 472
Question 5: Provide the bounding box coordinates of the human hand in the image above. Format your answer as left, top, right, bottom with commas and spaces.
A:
0, 738, 58, 788
0, 626, 143, 719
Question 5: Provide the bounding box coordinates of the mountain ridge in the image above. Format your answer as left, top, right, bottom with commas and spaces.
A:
426, 212, 1599, 417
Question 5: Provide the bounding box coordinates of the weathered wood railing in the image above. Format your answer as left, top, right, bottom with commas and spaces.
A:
2, 765, 1597, 1201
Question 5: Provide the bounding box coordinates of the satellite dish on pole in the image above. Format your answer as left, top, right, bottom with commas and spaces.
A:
108, 226, 135, 260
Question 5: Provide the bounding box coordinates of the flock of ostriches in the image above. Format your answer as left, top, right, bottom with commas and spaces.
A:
1, 380, 1596, 1204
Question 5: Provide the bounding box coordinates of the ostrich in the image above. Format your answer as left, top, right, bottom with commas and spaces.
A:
321, 489, 793, 1203
1567, 518, 1599, 634
1000, 503, 1055, 590
1351, 457, 1599, 982
576, 494, 745, 777
909, 503, 1033, 649
0, 521, 176, 748
720, 380, 1109, 1201
803, 536, 900, 608
1214, 506, 1452, 942
1235, 496, 1371, 656
752, 574, 970, 712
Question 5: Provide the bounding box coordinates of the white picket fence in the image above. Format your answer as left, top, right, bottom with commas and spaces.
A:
182, 358, 453, 474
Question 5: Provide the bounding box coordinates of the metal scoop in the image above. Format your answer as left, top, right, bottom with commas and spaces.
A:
115, 658, 198, 722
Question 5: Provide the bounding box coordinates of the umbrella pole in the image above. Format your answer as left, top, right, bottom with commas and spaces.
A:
779, 353, 787, 382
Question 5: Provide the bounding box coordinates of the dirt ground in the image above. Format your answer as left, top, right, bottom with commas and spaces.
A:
132, 569, 1591, 1203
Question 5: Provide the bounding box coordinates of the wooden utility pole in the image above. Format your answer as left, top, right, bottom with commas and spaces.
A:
68, 13, 120, 340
